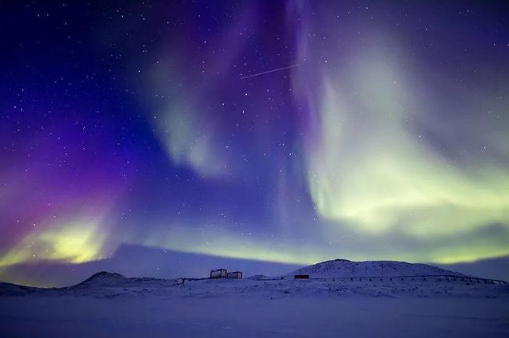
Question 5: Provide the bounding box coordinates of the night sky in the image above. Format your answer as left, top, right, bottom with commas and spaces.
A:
1, 1, 509, 286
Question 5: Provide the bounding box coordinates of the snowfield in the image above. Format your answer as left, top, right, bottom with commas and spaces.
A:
1, 260, 508, 337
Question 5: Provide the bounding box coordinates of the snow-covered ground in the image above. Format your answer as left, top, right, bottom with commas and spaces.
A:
1, 261, 508, 337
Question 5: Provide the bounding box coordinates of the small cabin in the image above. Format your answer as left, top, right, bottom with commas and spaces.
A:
210, 269, 228, 279
227, 271, 243, 279
294, 274, 310, 280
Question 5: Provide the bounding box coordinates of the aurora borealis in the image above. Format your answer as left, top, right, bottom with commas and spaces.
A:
1, 1, 509, 286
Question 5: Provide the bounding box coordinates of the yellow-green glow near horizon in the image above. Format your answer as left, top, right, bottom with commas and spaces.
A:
0, 217, 107, 269
136, 216, 509, 267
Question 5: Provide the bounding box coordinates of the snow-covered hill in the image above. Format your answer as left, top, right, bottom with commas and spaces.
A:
74, 271, 128, 287
287, 259, 466, 278
69, 271, 177, 294
0, 282, 37, 296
